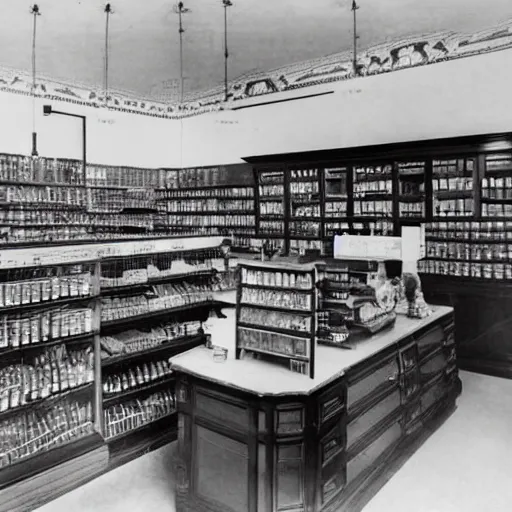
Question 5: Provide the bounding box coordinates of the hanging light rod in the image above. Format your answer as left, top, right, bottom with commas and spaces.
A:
351, 0, 360, 77
222, 0, 233, 102
174, 2, 191, 104
30, 4, 41, 159
104, 3, 114, 107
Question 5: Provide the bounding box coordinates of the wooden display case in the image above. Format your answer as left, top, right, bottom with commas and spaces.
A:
171, 305, 460, 512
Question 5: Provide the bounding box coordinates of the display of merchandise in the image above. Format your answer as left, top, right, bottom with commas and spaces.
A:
353, 164, 393, 218
289, 239, 323, 256
419, 220, 512, 280
236, 263, 316, 378
324, 167, 348, 223
432, 157, 474, 217
103, 359, 173, 397
100, 320, 202, 358
324, 221, 350, 238
166, 214, 255, 230
0, 345, 94, 412
398, 161, 426, 218
481, 152, 512, 218
0, 184, 87, 208
258, 171, 286, 237
85, 164, 161, 189
103, 390, 175, 440
0, 399, 94, 468
99, 248, 226, 289
0, 154, 84, 186
87, 188, 157, 213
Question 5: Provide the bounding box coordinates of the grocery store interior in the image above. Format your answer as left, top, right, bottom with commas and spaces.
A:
1, 1, 512, 511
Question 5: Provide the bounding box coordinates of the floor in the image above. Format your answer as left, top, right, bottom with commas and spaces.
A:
36, 370, 512, 512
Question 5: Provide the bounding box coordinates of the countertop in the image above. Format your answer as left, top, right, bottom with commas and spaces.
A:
170, 305, 453, 397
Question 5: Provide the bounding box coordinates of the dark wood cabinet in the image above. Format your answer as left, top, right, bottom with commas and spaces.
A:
171, 307, 460, 512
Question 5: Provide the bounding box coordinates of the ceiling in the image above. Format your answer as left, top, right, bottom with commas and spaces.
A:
1, 0, 511, 99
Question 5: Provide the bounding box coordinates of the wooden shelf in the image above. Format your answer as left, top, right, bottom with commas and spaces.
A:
103, 375, 175, 407
239, 302, 312, 315
101, 335, 205, 368
0, 382, 94, 423
101, 300, 215, 331
0, 295, 95, 315
241, 283, 313, 293
105, 411, 176, 444
239, 345, 309, 362
237, 321, 311, 339
0, 332, 96, 358
0, 431, 104, 492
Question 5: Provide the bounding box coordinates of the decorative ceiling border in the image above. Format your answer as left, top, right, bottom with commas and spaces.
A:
1, 19, 511, 119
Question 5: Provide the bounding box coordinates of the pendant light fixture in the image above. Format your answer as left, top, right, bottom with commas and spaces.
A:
30, 4, 41, 158
351, 1, 360, 77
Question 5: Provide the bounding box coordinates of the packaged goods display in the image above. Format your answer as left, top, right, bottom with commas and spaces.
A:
167, 214, 255, 229
85, 164, 160, 189
432, 157, 474, 217
0, 266, 93, 307
0, 185, 87, 208
289, 168, 321, 219
289, 239, 323, 256
163, 198, 254, 213
103, 359, 173, 396
0, 154, 84, 186
100, 321, 202, 358
398, 161, 426, 218
258, 171, 286, 238
0, 308, 94, 349
236, 263, 316, 378
420, 220, 512, 279
0, 399, 94, 468
99, 248, 226, 289
157, 186, 253, 200
103, 390, 175, 440
0, 346, 94, 412
353, 164, 393, 218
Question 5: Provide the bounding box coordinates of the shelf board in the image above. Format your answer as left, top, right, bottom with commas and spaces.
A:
0, 431, 104, 492
289, 216, 322, 222
240, 282, 313, 293
100, 269, 216, 295
481, 197, 512, 204
353, 193, 393, 200
353, 174, 392, 183
0, 180, 83, 188
101, 334, 205, 368
105, 411, 177, 443
239, 302, 312, 315
289, 235, 322, 240
0, 332, 96, 358
434, 189, 473, 200
239, 345, 309, 362
103, 375, 175, 407
0, 295, 96, 315
258, 196, 284, 202
158, 183, 250, 192
425, 236, 472, 243
238, 321, 311, 339
100, 300, 215, 330
0, 382, 94, 423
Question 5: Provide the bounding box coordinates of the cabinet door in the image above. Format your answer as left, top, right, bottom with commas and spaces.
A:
275, 443, 305, 512
420, 347, 448, 385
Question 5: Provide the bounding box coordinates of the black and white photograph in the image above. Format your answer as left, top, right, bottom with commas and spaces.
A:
0, 1, 512, 511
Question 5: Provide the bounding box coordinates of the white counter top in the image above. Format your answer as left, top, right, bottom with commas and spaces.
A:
170, 305, 453, 397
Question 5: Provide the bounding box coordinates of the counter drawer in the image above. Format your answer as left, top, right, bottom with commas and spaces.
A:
421, 375, 447, 416
346, 420, 402, 485
420, 349, 448, 383
347, 389, 401, 449
347, 353, 400, 412
416, 324, 445, 358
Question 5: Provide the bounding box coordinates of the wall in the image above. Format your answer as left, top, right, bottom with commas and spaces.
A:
180, 48, 512, 166
0, 91, 182, 168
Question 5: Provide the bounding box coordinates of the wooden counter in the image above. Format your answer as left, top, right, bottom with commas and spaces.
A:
170, 307, 461, 512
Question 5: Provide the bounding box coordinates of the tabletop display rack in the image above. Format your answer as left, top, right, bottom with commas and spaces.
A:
156, 166, 257, 253
235, 262, 317, 378
0, 250, 102, 489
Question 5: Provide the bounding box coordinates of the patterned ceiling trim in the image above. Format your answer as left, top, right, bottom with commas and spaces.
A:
1, 19, 511, 119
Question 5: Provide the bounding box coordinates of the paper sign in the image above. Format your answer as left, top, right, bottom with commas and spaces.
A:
334, 235, 402, 260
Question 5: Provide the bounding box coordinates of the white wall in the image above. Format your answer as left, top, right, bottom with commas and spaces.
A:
0, 91, 182, 168
180, 48, 512, 166
2, 48, 511, 169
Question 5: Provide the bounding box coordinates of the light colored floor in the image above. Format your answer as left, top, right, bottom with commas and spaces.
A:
36, 370, 512, 512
